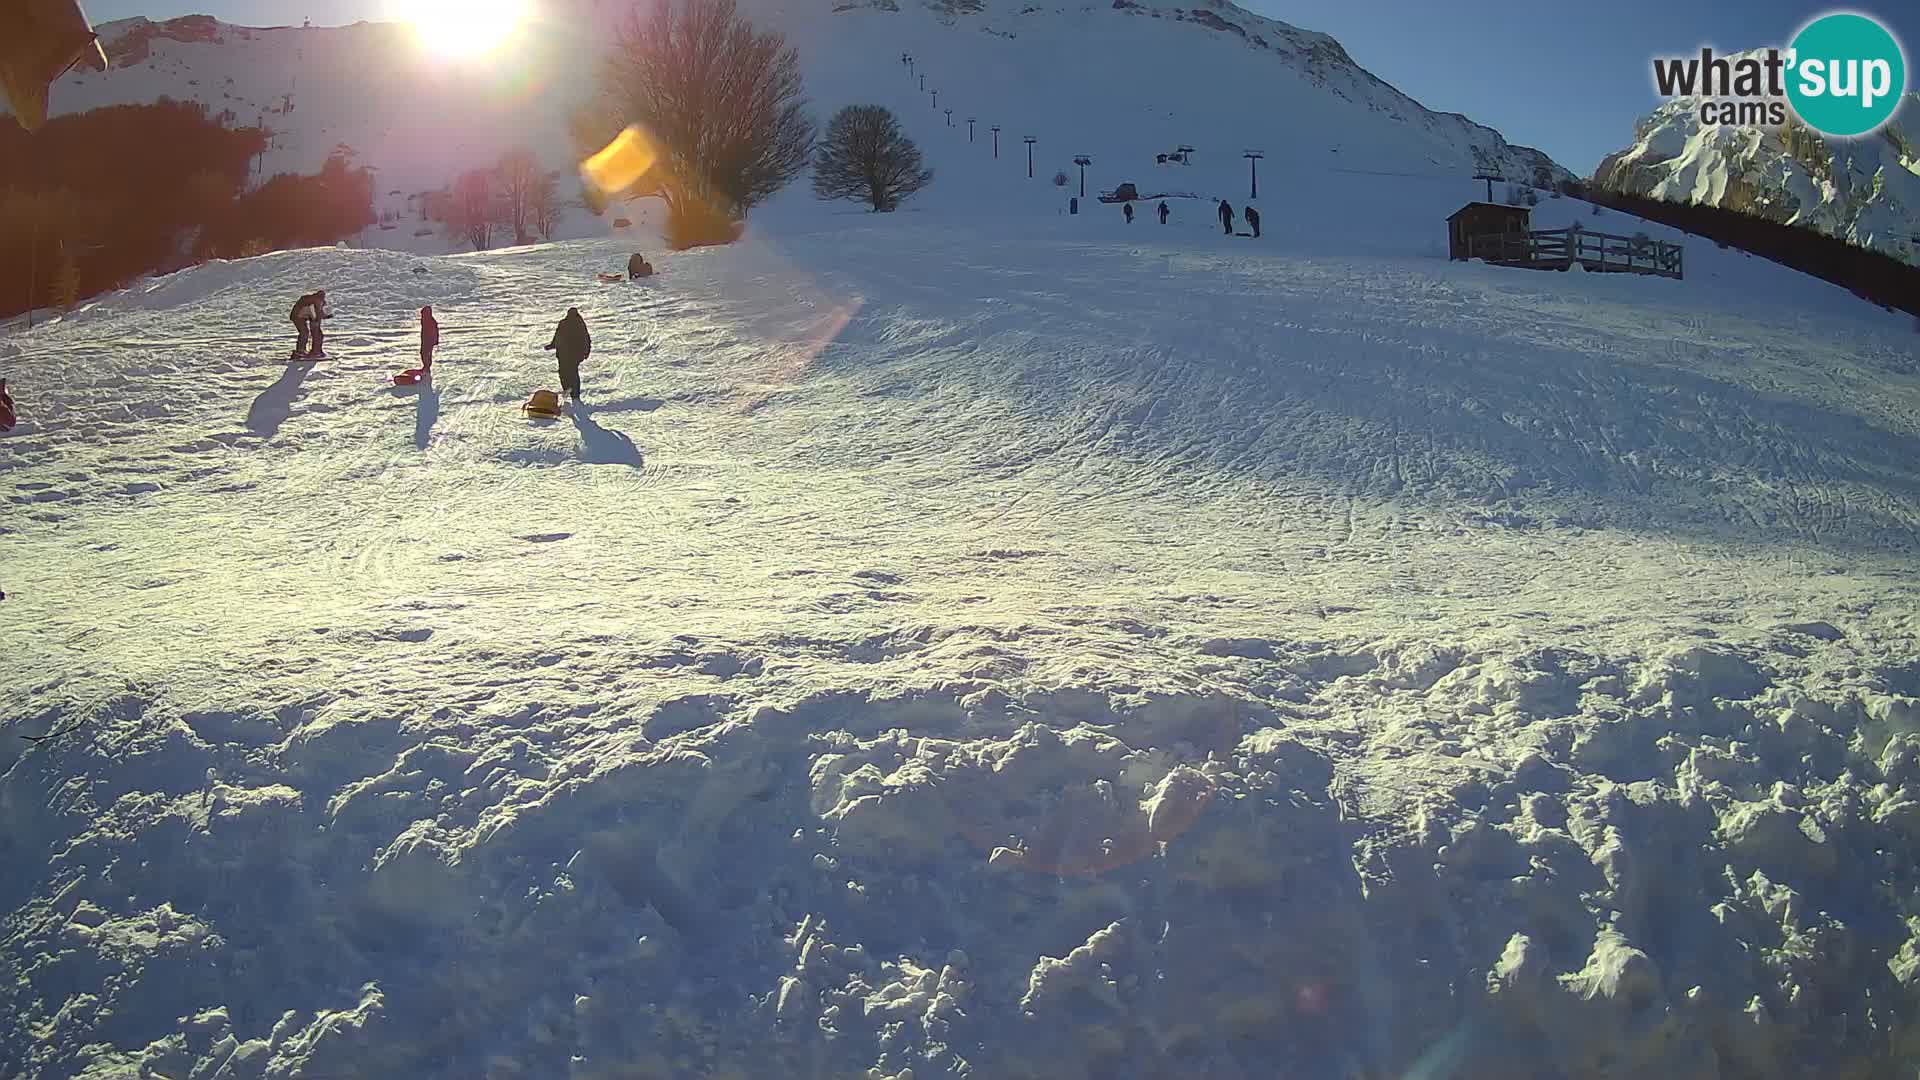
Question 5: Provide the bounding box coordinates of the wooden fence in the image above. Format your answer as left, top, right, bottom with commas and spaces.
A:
1467, 227, 1684, 280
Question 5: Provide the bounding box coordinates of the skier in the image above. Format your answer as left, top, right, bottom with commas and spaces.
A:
289, 289, 330, 359
1245, 206, 1261, 239
543, 307, 592, 403
1123, 202, 1134, 224
1157, 201, 1169, 225
419, 306, 438, 370
0, 378, 14, 432
1218, 200, 1234, 235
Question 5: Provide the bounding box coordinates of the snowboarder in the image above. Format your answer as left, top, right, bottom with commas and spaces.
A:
1245, 206, 1261, 239
543, 307, 592, 403
1218, 200, 1234, 235
0, 379, 14, 432
1157, 201, 1170, 225
1123, 203, 1134, 224
419, 306, 438, 370
627, 253, 654, 279
289, 289, 330, 359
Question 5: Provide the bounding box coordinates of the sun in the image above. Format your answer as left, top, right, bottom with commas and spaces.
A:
405, 0, 527, 59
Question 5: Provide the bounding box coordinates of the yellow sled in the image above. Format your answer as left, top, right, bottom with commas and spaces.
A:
522, 389, 564, 418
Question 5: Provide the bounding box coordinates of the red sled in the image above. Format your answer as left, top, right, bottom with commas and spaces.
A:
392, 367, 429, 386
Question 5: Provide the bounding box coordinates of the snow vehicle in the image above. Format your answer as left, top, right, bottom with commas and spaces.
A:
522, 389, 564, 418
1097, 182, 1140, 204
1, 0, 109, 132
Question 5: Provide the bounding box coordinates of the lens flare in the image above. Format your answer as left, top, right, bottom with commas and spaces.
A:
405, 0, 525, 59
580, 125, 661, 195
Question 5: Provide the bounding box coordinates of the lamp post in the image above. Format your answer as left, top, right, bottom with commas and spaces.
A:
1072, 155, 1091, 198
919, 73, 925, 91
1243, 150, 1264, 199
945, 108, 953, 127
932, 89, 938, 109
1177, 144, 1194, 165
1024, 136, 1037, 178
991, 126, 1000, 158
967, 117, 976, 142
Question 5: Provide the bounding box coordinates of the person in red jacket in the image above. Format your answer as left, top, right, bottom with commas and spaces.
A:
0, 379, 15, 432
419, 306, 439, 370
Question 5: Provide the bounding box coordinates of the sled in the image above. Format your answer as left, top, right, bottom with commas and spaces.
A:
522, 389, 565, 418
597, 273, 625, 284
392, 367, 428, 386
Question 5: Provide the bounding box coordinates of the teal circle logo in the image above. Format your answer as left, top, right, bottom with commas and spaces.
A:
1786, 13, 1906, 137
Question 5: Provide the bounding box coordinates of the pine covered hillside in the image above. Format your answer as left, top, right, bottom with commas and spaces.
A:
31, 1, 1573, 225
1594, 72, 1920, 267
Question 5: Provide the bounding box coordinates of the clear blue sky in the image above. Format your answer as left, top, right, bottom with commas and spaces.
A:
83, 0, 1919, 175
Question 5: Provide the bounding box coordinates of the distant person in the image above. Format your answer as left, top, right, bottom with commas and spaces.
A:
289, 289, 330, 359
543, 307, 592, 403
419, 306, 438, 370
627, 252, 654, 279
1123, 202, 1134, 224
1157, 201, 1169, 225
0, 379, 14, 432
1245, 206, 1261, 238
1218, 200, 1234, 235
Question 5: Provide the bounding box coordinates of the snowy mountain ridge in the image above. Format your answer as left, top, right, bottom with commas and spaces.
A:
30, 2, 1572, 221
1594, 64, 1920, 266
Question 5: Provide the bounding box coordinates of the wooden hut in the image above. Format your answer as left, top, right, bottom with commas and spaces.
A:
1446, 202, 1531, 261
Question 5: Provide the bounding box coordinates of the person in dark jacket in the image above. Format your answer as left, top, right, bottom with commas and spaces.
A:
419, 306, 438, 369
1123, 202, 1134, 224
1218, 200, 1234, 235
1157, 201, 1170, 224
0, 379, 15, 433
1245, 206, 1261, 239
543, 307, 592, 402
289, 289, 329, 358
627, 252, 653, 279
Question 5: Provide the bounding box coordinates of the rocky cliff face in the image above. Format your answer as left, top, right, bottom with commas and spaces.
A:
1594, 75, 1920, 266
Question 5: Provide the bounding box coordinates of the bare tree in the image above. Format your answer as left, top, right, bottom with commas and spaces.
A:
449, 168, 496, 251
495, 148, 541, 245
530, 170, 564, 240
576, 0, 815, 246
812, 105, 932, 212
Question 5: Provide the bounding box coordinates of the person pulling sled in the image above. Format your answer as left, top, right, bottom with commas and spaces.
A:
627, 252, 654, 279
543, 307, 592, 404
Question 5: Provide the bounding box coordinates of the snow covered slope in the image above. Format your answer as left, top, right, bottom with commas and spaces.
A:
29, 2, 1570, 230
4, 177, 1920, 1079
1594, 75, 1920, 266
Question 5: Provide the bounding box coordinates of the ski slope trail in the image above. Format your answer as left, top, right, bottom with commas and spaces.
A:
5, 210, 1920, 1080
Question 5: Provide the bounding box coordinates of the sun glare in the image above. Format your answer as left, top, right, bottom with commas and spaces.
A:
406, 0, 526, 59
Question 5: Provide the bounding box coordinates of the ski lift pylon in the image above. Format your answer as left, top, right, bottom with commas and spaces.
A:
1, 0, 109, 132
